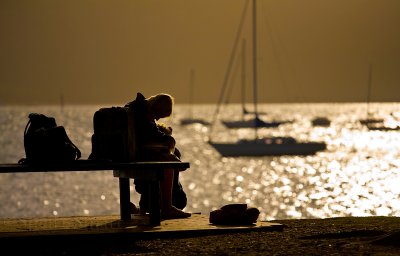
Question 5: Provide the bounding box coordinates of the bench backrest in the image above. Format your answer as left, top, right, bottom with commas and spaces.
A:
89, 106, 137, 162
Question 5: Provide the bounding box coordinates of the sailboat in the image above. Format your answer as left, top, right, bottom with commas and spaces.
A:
221, 39, 289, 128
311, 116, 331, 127
358, 64, 399, 131
359, 64, 384, 126
209, 0, 326, 157
366, 124, 400, 131
180, 69, 210, 126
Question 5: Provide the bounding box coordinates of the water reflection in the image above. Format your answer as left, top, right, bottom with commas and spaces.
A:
174, 103, 400, 220
0, 103, 400, 220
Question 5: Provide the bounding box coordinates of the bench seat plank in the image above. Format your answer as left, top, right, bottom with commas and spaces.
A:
0, 160, 189, 173
0, 160, 190, 226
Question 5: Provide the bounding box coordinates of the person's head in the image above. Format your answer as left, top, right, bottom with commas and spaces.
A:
147, 93, 174, 120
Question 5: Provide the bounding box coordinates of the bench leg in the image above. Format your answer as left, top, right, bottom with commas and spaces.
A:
148, 181, 161, 226
119, 177, 131, 221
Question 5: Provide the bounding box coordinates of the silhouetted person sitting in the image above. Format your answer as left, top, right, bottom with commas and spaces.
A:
125, 92, 190, 219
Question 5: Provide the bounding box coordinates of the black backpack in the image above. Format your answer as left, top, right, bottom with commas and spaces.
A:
19, 113, 81, 164
89, 107, 136, 162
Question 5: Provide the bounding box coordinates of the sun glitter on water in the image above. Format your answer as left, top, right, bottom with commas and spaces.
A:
0, 103, 400, 221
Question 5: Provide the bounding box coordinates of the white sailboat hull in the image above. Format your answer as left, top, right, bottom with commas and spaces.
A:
209, 140, 326, 157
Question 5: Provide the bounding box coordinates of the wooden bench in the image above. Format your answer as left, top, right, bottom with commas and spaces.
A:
0, 160, 190, 226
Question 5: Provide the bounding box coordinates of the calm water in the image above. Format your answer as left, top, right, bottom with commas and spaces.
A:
1, 103, 400, 221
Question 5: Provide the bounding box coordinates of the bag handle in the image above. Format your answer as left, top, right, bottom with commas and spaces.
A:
71, 141, 81, 160
62, 129, 81, 160
19, 119, 33, 164
23, 118, 31, 137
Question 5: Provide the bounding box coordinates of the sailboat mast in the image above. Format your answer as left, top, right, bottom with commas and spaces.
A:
208, 0, 249, 142
189, 68, 195, 118
252, 0, 259, 138
366, 63, 372, 117
60, 92, 64, 112
241, 39, 246, 119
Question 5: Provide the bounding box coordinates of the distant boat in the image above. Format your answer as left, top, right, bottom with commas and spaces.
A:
180, 118, 210, 126
180, 69, 210, 126
210, 137, 327, 157
359, 118, 384, 125
359, 64, 384, 126
365, 115, 400, 131
209, 0, 326, 157
366, 123, 400, 131
311, 117, 331, 127
222, 116, 284, 129
357, 64, 400, 131
220, 38, 288, 129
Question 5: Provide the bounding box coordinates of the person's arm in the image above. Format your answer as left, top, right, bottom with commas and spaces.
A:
144, 120, 175, 147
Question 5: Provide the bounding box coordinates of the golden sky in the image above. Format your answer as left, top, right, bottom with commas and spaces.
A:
1, 0, 400, 105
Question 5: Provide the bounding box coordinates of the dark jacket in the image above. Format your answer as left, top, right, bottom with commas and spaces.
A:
125, 92, 172, 155
125, 93, 187, 211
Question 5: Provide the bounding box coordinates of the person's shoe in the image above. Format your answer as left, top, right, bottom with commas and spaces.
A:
161, 206, 191, 220
130, 202, 140, 214
139, 209, 148, 216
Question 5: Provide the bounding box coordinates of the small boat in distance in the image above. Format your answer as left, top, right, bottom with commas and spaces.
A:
359, 64, 384, 126
210, 137, 327, 157
359, 118, 384, 126
222, 116, 289, 129
180, 69, 210, 126
311, 117, 331, 127
365, 115, 400, 131
220, 38, 289, 129
180, 118, 210, 126
366, 123, 400, 131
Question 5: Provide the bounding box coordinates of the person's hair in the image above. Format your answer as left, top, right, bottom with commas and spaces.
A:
147, 93, 174, 118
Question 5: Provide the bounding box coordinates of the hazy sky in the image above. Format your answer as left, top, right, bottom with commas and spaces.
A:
1, 0, 400, 105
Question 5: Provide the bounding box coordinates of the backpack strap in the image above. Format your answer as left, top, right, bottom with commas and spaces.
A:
18, 119, 33, 164
63, 132, 81, 160
23, 118, 32, 136
71, 141, 81, 160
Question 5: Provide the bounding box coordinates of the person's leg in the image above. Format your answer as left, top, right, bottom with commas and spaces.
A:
160, 168, 191, 219
172, 170, 187, 210
134, 179, 150, 214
